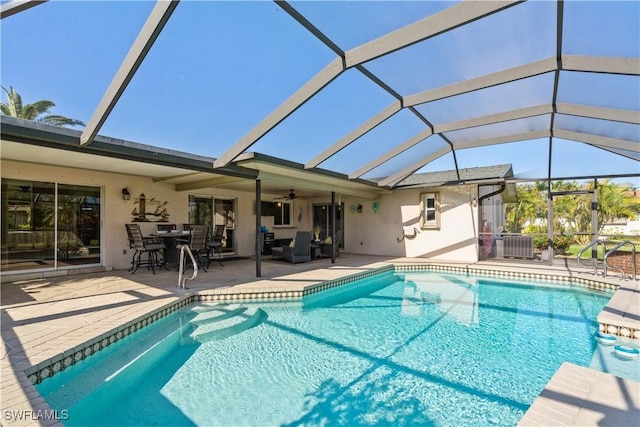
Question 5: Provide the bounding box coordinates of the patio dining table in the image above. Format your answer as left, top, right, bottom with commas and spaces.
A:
151, 230, 191, 267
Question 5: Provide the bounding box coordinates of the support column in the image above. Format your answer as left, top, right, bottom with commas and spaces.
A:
591, 179, 598, 260
256, 179, 262, 277
331, 192, 336, 264
547, 185, 554, 266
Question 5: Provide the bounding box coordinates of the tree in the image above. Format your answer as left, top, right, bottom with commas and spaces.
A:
505, 179, 640, 243
0, 85, 84, 127
588, 179, 640, 234
504, 183, 546, 232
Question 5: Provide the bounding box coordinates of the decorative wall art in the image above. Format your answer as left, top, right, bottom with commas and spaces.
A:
131, 193, 170, 222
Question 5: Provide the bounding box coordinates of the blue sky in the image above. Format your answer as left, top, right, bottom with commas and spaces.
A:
1, 1, 638, 187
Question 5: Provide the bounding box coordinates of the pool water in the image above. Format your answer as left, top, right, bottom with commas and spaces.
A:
37, 271, 631, 426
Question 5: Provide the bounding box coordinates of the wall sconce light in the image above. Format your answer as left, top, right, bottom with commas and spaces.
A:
122, 187, 131, 200
356, 204, 363, 213
371, 202, 379, 214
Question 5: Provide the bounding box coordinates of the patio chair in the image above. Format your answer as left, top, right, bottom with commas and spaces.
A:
206, 225, 225, 268
320, 230, 342, 258
125, 223, 139, 271
177, 225, 208, 272
126, 224, 166, 274
271, 231, 312, 264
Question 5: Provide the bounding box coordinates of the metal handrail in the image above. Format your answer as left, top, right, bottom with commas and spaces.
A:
177, 244, 198, 289
576, 239, 606, 276
604, 241, 636, 280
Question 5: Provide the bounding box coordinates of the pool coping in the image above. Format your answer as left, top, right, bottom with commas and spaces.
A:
23, 263, 636, 386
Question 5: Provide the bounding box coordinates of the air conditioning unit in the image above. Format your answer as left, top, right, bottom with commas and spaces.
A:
503, 235, 534, 259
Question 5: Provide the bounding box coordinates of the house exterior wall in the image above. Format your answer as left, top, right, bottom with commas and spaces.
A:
341, 186, 479, 262
1, 160, 272, 272
2, 159, 484, 275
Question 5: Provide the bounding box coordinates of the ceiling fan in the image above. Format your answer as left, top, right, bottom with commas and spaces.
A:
273, 189, 306, 202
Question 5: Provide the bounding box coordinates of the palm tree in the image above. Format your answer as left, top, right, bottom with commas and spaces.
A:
0, 85, 84, 127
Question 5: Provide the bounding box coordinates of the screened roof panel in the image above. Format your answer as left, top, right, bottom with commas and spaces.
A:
455, 139, 551, 179
1, 0, 638, 189
362, 135, 450, 181
252, 68, 394, 164
551, 139, 640, 177
290, 1, 455, 51
563, 1, 640, 57
0, 1, 154, 126
318, 109, 428, 175
416, 151, 458, 174
554, 115, 640, 143
103, 1, 336, 156
446, 116, 551, 147
414, 73, 556, 125
363, 0, 555, 95
557, 72, 640, 111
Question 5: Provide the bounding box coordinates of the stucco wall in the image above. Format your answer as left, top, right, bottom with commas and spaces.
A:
1, 160, 282, 271
342, 186, 479, 262
2, 159, 483, 272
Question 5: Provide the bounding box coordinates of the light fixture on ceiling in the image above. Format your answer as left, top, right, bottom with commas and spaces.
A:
122, 187, 131, 200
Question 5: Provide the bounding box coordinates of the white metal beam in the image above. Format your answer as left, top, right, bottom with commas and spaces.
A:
1, 0, 46, 18
344, 1, 523, 67
553, 129, 640, 153
404, 57, 557, 107
305, 101, 402, 169
556, 103, 640, 125
213, 56, 345, 168
81, 0, 179, 146
453, 129, 551, 150
378, 146, 451, 188
562, 55, 640, 76
435, 104, 553, 134
348, 128, 433, 179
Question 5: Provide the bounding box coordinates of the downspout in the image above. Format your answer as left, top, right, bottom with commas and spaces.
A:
478, 183, 506, 258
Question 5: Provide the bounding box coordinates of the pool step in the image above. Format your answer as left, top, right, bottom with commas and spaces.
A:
190, 303, 247, 325
189, 306, 267, 343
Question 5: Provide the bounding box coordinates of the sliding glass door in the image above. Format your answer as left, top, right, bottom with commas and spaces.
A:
188, 195, 236, 255
312, 203, 344, 246
1, 179, 101, 272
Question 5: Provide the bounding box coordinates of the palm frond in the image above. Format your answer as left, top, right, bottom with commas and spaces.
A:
39, 115, 85, 127
1, 86, 84, 127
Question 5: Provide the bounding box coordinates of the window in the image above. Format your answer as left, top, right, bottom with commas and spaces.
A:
420, 192, 440, 229
274, 201, 292, 226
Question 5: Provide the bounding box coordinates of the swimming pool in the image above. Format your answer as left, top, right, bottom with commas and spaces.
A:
36, 270, 629, 426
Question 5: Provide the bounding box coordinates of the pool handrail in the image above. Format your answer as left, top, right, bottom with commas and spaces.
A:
578, 239, 637, 280
177, 244, 198, 289
603, 240, 636, 281
576, 239, 605, 276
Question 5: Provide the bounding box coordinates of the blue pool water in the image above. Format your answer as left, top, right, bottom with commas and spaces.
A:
37, 271, 634, 426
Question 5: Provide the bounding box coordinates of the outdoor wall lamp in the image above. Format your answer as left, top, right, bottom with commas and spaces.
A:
122, 187, 131, 200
